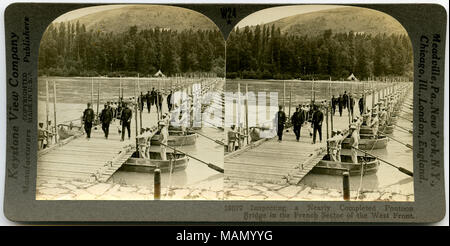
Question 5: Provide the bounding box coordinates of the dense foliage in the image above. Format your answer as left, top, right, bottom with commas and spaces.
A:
226, 25, 413, 80
38, 22, 225, 77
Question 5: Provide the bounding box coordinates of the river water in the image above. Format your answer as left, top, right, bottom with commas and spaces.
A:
37, 77, 413, 197
225, 79, 414, 196
38, 76, 225, 192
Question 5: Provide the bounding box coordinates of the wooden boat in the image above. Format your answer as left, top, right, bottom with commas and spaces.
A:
360, 125, 395, 135
168, 125, 202, 131
121, 151, 189, 173
57, 124, 82, 140
150, 131, 198, 146
311, 154, 380, 176
342, 134, 388, 150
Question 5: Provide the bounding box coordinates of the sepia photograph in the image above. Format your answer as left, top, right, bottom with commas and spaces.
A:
224, 5, 414, 201
36, 4, 226, 200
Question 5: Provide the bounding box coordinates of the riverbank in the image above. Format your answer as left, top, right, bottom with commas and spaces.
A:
36, 176, 413, 201
36, 177, 224, 200
224, 178, 413, 201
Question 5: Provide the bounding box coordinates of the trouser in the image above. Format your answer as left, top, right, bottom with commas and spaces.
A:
277, 125, 284, 141
293, 125, 301, 141
102, 122, 110, 138
228, 140, 236, 152
160, 145, 167, 161
139, 144, 149, 159
121, 122, 131, 140
330, 149, 338, 161
313, 124, 322, 143
339, 107, 343, 116
84, 122, 92, 138
336, 149, 341, 162
351, 148, 358, 164
147, 102, 151, 113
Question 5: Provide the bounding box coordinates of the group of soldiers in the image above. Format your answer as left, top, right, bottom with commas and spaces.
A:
82, 100, 133, 141
326, 89, 405, 164
331, 91, 356, 118
138, 88, 173, 114
289, 103, 326, 144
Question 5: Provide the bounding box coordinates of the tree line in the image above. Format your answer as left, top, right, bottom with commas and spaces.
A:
38, 22, 225, 77
226, 25, 413, 80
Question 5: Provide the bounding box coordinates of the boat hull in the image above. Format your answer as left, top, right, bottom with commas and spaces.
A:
151, 131, 197, 146
121, 152, 189, 173
360, 125, 395, 135
342, 135, 388, 150
311, 155, 379, 176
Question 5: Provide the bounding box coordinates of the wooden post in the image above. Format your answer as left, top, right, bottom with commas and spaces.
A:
119, 76, 122, 101
138, 74, 142, 132
45, 80, 50, 131
326, 104, 329, 155
371, 81, 375, 110
154, 168, 161, 200
330, 101, 334, 134
96, 79, 100, 123
91, 77, 94, 106
288, 82, 292, 118
283, 80, 286, 111
237, 82, 241, 146
312, 79, 315, 103
134, 80, 139, 156
245, 83, 249, 145
363, 81, 366, 114
53, 81, 58, 143
343, 171, 350, 201
348, 92, 351, 125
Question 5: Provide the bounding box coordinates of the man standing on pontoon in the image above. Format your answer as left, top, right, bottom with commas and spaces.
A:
349, 124, 359, 164
82, 103, 95, 139
120, 102, 133, 141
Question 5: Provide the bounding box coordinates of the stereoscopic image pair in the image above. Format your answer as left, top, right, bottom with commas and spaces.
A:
36, 4, 414, 202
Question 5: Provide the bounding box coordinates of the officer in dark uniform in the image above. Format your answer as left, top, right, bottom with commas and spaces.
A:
312, 105, 324, 144
120, 103, 133, 141
342, 91, 348, 109
167, 91, 173, 112
100, 103, 113, 139
146, 91, 151, 113
338, 94, 343, 116
82, 103, 95, 139
359, 95, 365, 115
291, 107, 305, 141
276, 106, 287, 142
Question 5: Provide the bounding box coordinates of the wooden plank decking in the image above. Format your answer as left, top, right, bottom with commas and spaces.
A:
225, 110, 352, 184
225, 130, 326, 184
37, 122, 135, 182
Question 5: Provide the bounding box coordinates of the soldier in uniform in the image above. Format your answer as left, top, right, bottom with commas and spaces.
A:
227, 125, 238, 152
100, 103, 113, 139
291, 107, 305, 142
348, 124, 359, 164
275, 105, 287, 142
38, 122, 50, 149
82, 103, 95, 139
370, 109, 379, 137
158, 119, 169, 161
311, 105, 324, 144
120, 102, 133, 141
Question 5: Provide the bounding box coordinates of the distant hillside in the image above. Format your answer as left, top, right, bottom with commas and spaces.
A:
61, 5, 218, 33
261, 7, 408, 36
